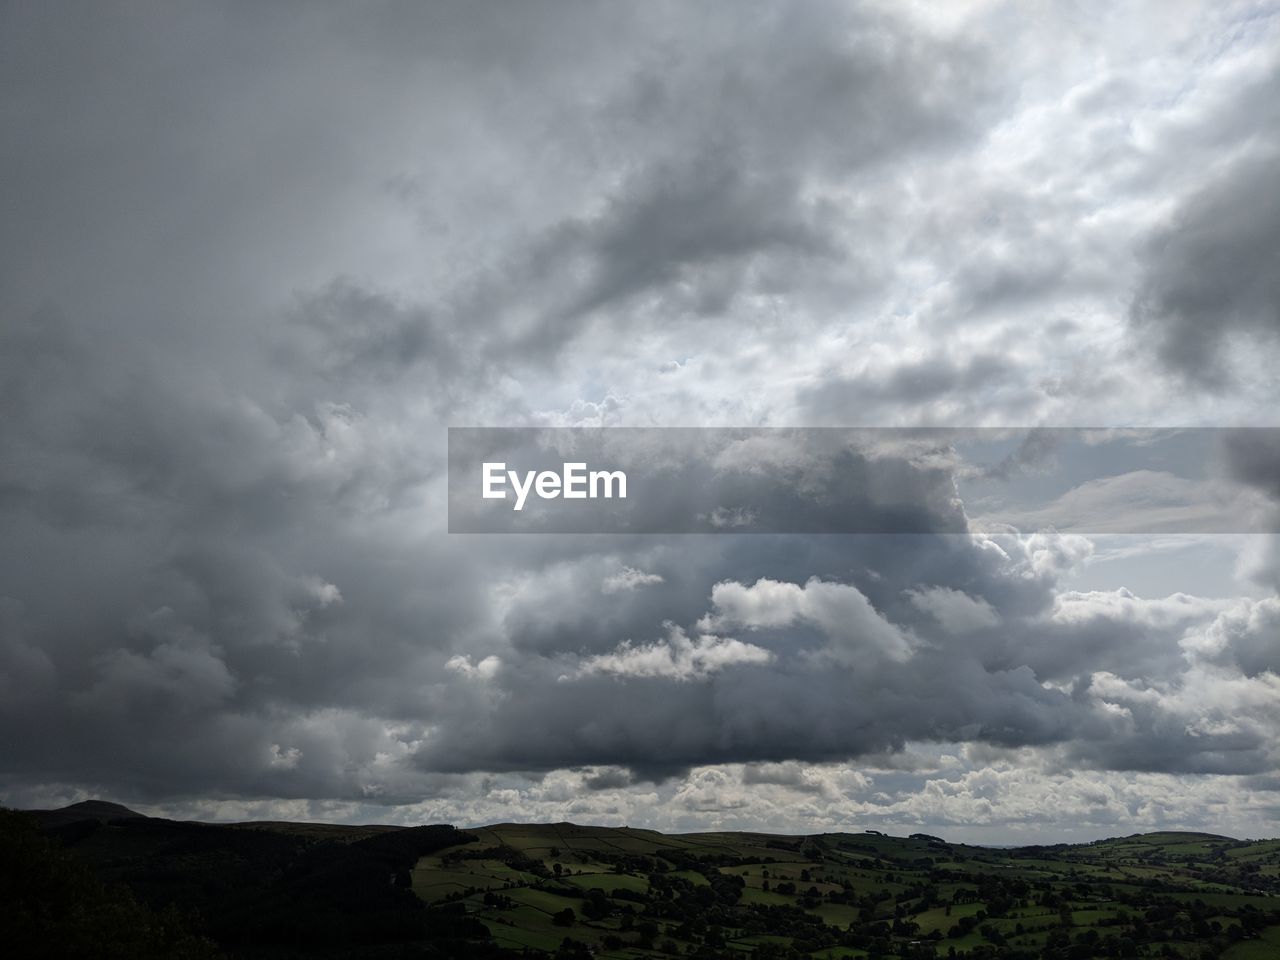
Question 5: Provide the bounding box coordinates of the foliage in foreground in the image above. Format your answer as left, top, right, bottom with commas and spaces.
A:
0, 807, 221, 959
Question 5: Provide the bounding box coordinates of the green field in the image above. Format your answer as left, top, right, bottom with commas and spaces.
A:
1225, 924, 1280, 959
406, 824, 1280, 957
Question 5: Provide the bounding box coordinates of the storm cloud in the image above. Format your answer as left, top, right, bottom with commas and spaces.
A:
2, 1, 1279, 841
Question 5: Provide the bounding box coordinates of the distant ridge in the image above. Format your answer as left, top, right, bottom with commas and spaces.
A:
1118, 830, 1239, 841
14, 803, 1254, 846
19, 799, 404, 841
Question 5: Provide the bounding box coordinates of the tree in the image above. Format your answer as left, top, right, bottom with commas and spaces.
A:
0, 809, 221, 959
581, 888, 610, 920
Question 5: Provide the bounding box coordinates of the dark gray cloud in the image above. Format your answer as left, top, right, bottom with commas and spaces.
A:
1132, 147, 1280, 384
1223, 428, 1280, 502
799, 354, 1021, 421
430, 0, 995, 366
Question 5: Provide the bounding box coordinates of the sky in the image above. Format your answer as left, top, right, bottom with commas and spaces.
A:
2, 0, 1279, 844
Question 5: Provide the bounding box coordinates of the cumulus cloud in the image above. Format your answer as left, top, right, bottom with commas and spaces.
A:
445, 655, 502, 681
602, 567, 665, 593
1184, 597, 1280, 679
700, 576, 914, 662
574, 624, 772, 681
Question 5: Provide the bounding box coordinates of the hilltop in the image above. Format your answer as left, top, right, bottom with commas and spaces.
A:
28, 798, 147, 827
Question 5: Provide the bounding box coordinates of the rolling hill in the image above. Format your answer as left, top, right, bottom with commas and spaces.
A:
8, 802, 1280, 959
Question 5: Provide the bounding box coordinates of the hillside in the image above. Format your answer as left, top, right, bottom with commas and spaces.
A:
10, 803, 1280, 959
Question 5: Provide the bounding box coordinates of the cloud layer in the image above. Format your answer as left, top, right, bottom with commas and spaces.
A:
2, 0, 1279, 840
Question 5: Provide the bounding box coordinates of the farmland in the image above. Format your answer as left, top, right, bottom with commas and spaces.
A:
410, 825, 1280, 959
8, 802, 1280, 959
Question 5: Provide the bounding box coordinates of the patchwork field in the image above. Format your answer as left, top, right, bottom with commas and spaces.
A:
410, 825, 1280, 958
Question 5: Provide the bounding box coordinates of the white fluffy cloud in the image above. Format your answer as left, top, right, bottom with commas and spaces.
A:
602, 567, 665, 593
446, 655, 502, 681
701, 577, 914, 662
575, 624, 772, 681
